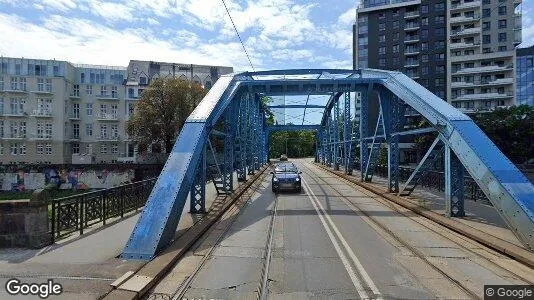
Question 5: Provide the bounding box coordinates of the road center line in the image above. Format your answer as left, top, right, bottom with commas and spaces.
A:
301, 178, 370, 299
302, 176, 382, 299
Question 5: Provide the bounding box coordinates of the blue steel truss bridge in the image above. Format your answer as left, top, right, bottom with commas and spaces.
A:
122, 68, 534, 262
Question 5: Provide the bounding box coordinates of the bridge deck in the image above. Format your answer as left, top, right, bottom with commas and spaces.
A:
148, 160, 534, 299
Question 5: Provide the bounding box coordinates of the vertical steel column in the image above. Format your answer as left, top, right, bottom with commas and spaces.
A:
327, 111, 334, 167
236, 94, 247, 182
254, 95, 261, 170
333, 97, 341, 171
445, 145, 466, 217
190, 143, 206, 213
223, 107, 234, 193
321, 126, 328, 164
387, 95, 404, 193
343, 92, 353, 174
359, 87, 370, 181
246, 94, 255, 175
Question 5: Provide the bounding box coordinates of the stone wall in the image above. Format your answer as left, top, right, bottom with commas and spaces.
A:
0, 190, 51, 248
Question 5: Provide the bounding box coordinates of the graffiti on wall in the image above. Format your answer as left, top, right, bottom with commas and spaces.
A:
1, 168, 135, 191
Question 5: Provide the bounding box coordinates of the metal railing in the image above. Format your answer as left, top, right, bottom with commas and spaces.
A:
49, 178, 156, 242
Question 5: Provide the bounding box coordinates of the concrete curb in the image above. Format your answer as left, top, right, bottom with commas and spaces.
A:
314, 163, 534, 269
103, 165, 271, 300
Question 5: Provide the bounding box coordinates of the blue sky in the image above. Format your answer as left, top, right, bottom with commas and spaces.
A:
0, 0, 532, 71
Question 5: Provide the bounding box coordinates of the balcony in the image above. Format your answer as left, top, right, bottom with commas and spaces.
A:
450, 14, 479, 24
30, 109, 53, 117
1, 111, 27, 117
452, 91, 513, 101
96, 113, 119, 121
69, 93, 81, 99
450, 1, 481, 11
27, 134, 52, 141
404, 11, 420, 19
404, 24, 420, 31
2, 88, 28, 94
452, 64, 513, 75
97, 94, 120, 100
451, 78, 514, 88
31, 89, 53, 95
451, 27, 481, 36
404, 35, 420, 43
404, 62, 420, 68
69, 134, 81, 140
449, 40, 480, 49
404, 48, 420, 55
98, 135, 120, 141
3, 134, 26, 140
514, 28, 522, 45
68, 114, 81, 120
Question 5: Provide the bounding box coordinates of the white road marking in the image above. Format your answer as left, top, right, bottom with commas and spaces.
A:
301, 178, 370, 299
302, 177, 382, 299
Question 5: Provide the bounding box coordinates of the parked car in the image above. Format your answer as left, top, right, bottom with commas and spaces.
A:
271, 162, 302, 193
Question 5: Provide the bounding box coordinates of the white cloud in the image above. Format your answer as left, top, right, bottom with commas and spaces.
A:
0, 13, 256, 70
85, 0, 135, 22
40, 0, 77, 11
338, 8, 355, 26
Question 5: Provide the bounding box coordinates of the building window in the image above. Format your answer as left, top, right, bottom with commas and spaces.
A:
45, 123, 52, 139
435, 78, 445, 86
86, 103, 93, 116
392, 20, 399, 29
128, 102, 135, 117
72, 143, 80, 154
73, 103, 80, 119
482, 8, 491, 17
19, 121, 26, 138
112, 144, 118, 154
100, 144, 108, 154
434, 16, 445, 24
128, 88, 134, 98
45, 143, 52, 155
379, 58, 386, 67
498, 32, 507, 42
498, 45, 507, 51
81, 73, 85, 83
379, 47, 386, 55
421, 17, 428, 26
422, 54, 428, 62
435, 53, 445, 60
10, 143, 18, 155
0, 98, 3, 115
498, 6, 506, 15
45, 79, 52, 92
0, 120, 3, 137
73, 84, 80, 97
378, 12, 385, 19
111, 104, 118, 118
86, 123, 93, 136
37, 78, 44, 91
482, 22, 491, 31
378, 35, 385, 42
36, 122, 44, 138
139, 76, 147, 85
10, 77, 18, 90
100, 124, 107, 139
100, 85, 107, 96
498, 19, 507, 29
19, 144, 26, 155
393, 32, 399, 40
422, 66, 429, 75
482, 0, 490, 3
421, 5, 428, 13
436, 65, 445, 73
379, 23, 385, 31
72, 123, 79, 139
86, 85, 93, 95
483, 35, 491, 44
100, 104, 107, 116
421, 42, 428, 51
111, 125, 118, 138
111, 86, 118, 98
421, 29, 428, 38
435, 28, 445, 36
36, 143, 44, 155
393, 44, 399, 53
434, 2, 445, 11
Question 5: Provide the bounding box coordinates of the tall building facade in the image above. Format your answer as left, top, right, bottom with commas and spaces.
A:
354, 0, 523, 113
516, 45, 534, 106
0, 57, 232, 165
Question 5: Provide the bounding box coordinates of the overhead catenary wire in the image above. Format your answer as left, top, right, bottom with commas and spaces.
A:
220, 0, 256, 72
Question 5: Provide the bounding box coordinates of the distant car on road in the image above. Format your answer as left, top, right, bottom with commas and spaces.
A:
280, 154, 288, 161
271, 162, 302, 193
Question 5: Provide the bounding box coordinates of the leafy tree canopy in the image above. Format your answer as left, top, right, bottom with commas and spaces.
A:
126, 78, 206, 153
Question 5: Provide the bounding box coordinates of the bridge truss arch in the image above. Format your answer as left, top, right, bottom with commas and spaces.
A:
123, 69, 534, 260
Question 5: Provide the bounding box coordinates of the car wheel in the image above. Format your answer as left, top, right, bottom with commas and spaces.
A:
296, 187, 302, 193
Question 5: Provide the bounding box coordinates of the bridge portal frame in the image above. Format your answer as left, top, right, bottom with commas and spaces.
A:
122, 69, 534, 260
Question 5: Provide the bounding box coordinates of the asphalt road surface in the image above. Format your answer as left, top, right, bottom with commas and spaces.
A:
167, 159, 532, 299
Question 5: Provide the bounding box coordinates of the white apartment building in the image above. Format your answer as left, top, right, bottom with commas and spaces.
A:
0, 57, 233, 164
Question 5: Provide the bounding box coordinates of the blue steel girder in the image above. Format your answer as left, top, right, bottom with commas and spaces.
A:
223, 107, 234, 193
333, 97, 341, 170
123, 69, 534, 260
343, 92, 352, 174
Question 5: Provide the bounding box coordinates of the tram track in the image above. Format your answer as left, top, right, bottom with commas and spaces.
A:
300, 161, 534, 299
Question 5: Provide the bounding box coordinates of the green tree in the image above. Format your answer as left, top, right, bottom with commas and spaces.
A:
126, 78, 206, 153
471, 105, 534, 164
